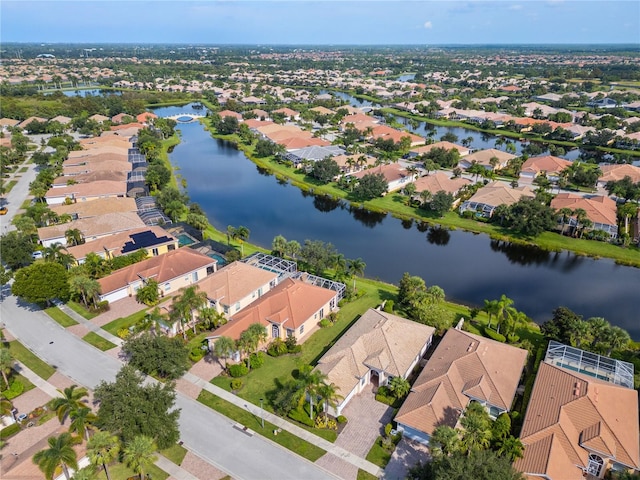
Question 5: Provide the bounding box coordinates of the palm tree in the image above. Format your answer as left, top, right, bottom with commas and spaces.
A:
69, 274, 101, 309
419, 189, 433, 207
198, 306, 226, 330
558, 207, 573, 235
234, 225, 250, 256
68, 467, 96, 480
483, 299, 499, 330
64, 228, 84, 246
87, 431, 120, 480
573, 208, 588, 237
430, 425, 460, 457
33, 432, 80, 480
213, 336, 236, 370
347, 258, 366, 290
604, 326, 630, 356
44, 242, 66, 262
330, 253, 347, 277
388, 376, 411, 399
497, 436, 524, 462
171, 285, 208, 336
123, 435, 158, 480
404, 182, 417, 205
69, 406, 97, 440
316, 382, 343, 421
460, 404, 492, 453
296, 364, 328, 420
51, 384, 89, 424
272, 235, 287, 257
0, 346, 13, 388
495, 294, 514, 334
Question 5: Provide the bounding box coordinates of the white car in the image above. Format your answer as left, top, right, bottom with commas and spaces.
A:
32, 251, 43, 259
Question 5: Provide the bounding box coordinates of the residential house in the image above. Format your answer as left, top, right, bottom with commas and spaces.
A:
315, 308, 435, 417
218, 110, 243, 121
395, 327, 527, 445
519, 155, 572, 183
458, 149, 516, 171
98, 248, 216, 304
514, 342, 639, 480
597, 164, 640, 189
413, 172, 471, 199
66, 226, 178, 264
285, 145, 345, 165
136, 112, 158, 124
50, 115, 72, 126
210, 277, 339, 345
272, 107, 300, 121
459, 182, 535, 218
88, 114, 110, 124
408, 141, 470, 159
197, 261, 279, 317
587, 97, 619, 109
18, 116, 47, 130
44, 180, 128, 205
332, 154, 375, 173
0, 118, 21, 131
369, 125, 424, 147
352, 163, 415, 193
550, 194, 619, 238
37, 211, 146, 248
309, 106, 335, 116
49, 197, 138, 220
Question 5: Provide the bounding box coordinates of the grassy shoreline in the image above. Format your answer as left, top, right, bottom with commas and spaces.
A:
195, 118, 640, 268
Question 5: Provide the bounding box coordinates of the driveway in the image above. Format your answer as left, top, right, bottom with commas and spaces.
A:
1, 294, 336, 480
383, 437, 430, 480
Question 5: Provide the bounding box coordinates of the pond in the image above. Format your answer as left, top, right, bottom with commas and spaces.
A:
155, 104, 640, 338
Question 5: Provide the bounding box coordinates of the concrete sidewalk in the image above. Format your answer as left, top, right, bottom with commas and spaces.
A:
183, 372, 383, 478
55, 303, 123, 347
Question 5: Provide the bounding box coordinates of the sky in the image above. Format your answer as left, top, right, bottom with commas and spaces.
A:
1, 1, 639, 45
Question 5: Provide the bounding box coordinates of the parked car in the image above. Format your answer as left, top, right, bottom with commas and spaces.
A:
32, 251, 43, 259
0, 207, 7, 215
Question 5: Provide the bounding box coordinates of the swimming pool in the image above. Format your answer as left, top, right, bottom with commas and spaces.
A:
208, 253, 227, 266
177, 233, 196, 246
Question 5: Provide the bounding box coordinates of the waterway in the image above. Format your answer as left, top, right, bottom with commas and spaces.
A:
156, 103, 640, 338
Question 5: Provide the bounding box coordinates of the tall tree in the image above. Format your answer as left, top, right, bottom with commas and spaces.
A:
33, 432, 80, 480
171, 285, 208, 336
51, 384, 89, 424
0, 346, 13, 388
429, 425, 460, 457
213, 336, 236, 370
122, 332, 190, 381
316, 382, 343, 421
87, 431, 120, 480
296, 364, 328, 420
460, 403, 492, 453
69, 406, 97, 441
12, 262, 70, 306
123, 435, 158, 480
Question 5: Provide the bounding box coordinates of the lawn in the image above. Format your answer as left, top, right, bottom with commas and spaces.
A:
82, 332, 117, 351
94, 461, 168, 480
160, 443, 188, 465
357, 470, 379, 480
102, 309, 147, 336
18, 166, 28, 173
44, 306, 79, 327
366, 436, 393, 467
67, 301, 97, 320
197, 390, 326, 462
8, 341, 56, 379
4, 180, 17, 193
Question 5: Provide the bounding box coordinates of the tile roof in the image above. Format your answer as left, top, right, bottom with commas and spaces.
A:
521, 155, 572, 176
599, 164, 640, 184
53, 170, 128, 185
461, 148, 517, 167
514, 362, 640, 479
466, 182, 536, 208
66, 226, 177, 260
195, 261, 278, 307
49, 197, 138, 218
395, 328, 527, 437
316, 309, 435, 399
213, 278, 337, 341
45, 180, 128, 200
414, 172, 471, 195
98, 248, 214, 295
37, 211, 145, 242
550, 194, 618, 227
410, 141, 470, 156
352, 163, 409, 185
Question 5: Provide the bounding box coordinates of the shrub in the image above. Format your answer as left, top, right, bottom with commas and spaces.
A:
189, 345, 206, 362
267, 338, 288, 357
383, 300, 394, 313
375, 393, 397, 407
315, 416, 337, 430
337, 415, 348, 424
0, 423, 21, 440
377, 386, 390, 397
92, 301, 110, 313
228, 363, 249, 377
288, 408, 315, 427
249, 351, 265, 369
117, 328, 130, 340
2, 380, 24, 400
385, 423, 393, 437
285, 335, 298, 353
483, 326, 506, 343
319, 319, 331, 328
230, 378, 244, 391
506, 333, 520, 344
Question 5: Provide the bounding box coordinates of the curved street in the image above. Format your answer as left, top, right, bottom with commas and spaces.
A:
0, 294, 337, 480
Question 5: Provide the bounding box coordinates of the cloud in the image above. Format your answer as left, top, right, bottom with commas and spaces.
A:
424, 20, 433, 29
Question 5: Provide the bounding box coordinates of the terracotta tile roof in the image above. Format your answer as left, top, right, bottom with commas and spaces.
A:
310, 106, 335, 115
395, 328, 527, 437
414, 172, 471, 196
550, 194, 618, 227
267, 129, 312, 141
109, 123, 144, 133
244, 119, 273, 129
66, 226, 177, 261
50, 197, 137, 218
18, 116, 47, 128
37, 211, 145, 242
54, 170, 128, 185
352, 163, 409, 185
62, 159, 131, 175
98, 248, 214, 296
136, 112, 158, 123
370, 125, 424, 145
0, 118, 21, 127
195, 261, 278, 307
521, 155, 572, 176
272, 108, 300, 117
45, 180, 128, 201
599, 164, 640, 184
50, 115, 72, 125
256, 124, 301, 135
79, 136, 132, 148
316, 309, 435, 399
410, 141, 470, 156
461, 148, 516, 167
67, 146, 129, 159
213, 278, 337, 341
466, 181, 536, 208
277, 136, 330, 149
218, 110, 243, 120
514, 362, 640, 479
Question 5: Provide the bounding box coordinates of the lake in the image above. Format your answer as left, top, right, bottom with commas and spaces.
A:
156, 104, 640, 338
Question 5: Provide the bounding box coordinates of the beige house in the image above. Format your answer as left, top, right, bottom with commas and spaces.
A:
352, 163, 416, 192
211, 278, 339, 345
550, 194, 619, 238
50, 197, 138, 219
459, 181, 535, 218
409, 141, 470, 158
515, 343, 639, 480
413, 172, 471, 198
458, 148, 516, 170
98, 248, 216, 304
44, 180, 128, 205
519, 155, 572, 182
197, 261, 279, 316
395, 327, 527, 445
598, 164, 640, 189
315, 308, 435, 417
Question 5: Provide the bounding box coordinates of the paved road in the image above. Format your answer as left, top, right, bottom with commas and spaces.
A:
0, 295, 337, 480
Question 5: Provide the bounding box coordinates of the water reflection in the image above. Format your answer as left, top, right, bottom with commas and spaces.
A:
427, 226, 451, 246
313, 195, 342, 213
401, 218, 414, 230
490, 240, 551, 266
350, 206, 386, 228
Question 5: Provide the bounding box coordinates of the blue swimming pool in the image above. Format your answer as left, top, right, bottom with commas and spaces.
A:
177, 233, 196, 246
208, 253, 227, 266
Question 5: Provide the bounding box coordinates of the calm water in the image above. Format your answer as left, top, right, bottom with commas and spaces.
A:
156, 104, 640, 338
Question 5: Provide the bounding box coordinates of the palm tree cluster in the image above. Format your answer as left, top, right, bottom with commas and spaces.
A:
482, 294, 528, 337
295, 364, 343, 422
34, 384, 159, 480
213, 323, 267, 371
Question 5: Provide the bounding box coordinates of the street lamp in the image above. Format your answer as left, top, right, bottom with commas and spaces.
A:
260, 398, 264, 429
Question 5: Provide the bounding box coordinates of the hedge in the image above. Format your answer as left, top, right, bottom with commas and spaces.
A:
228, 363, 249, 378
0, 423, 21, 440
1, 380, 24, 400
483, 327, 506, 343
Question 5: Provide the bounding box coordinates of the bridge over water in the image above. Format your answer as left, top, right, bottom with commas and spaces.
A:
164, 113, 206, 123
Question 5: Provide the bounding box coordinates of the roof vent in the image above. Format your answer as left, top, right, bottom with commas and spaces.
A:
467, 342, 475, 352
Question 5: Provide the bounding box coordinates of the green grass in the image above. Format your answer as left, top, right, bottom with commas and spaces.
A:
160, 443, 188, 465
44, 306, 79, 327
366, 436, 393, 467
20, 199, 32, 209
102, 309, 147, 336
66, 301, 98, 320
18, 167, 28, 173
357, 470, 379, 480
94, 461, 168, 480
197, 390, 326, 462
82, 332, 117, 351
4, 180, 17, 193
161, 135, 181, 189
8, 341, 56, 379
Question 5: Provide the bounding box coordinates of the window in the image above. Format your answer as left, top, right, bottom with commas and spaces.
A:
164, 283, 170, 292
319, 308, 324, 319
299, 325, 304, 335
272, 324, 280, 338
223, 305, 229, 314
286, 329, 294, 337
258, 288, 263, 297
235, 302, 241, 312
587, 454, 604, 477
152, 248, 159, 256
192, 271, 199, 283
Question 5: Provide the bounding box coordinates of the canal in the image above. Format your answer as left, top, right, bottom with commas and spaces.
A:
156, 104, 640, 338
